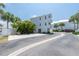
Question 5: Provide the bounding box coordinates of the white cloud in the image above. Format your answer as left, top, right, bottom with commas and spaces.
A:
31, 15, 37, 18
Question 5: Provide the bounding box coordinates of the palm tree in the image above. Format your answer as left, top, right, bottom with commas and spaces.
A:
0, 3, 5, 8
0, 3, 5, 17
10, 14, 15, 22
0, 9, 5, 15
69, 15, 76, 30
1, 12, 14, 29
0, 10, 21, 29
13, 16, 21, 22
69, 11, 79, 30
75, 13, 79, 29
59, 22, 65, 30
54, 23, 59, 30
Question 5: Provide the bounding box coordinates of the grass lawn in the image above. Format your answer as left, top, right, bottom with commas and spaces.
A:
72, 32, 79, 35
0, 35, 8, 43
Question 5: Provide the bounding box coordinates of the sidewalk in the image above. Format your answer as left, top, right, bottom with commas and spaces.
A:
8, 34, 46, 41
77, 35, 79, 38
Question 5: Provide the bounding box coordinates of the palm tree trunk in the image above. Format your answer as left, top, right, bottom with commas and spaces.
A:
7, 20, 9, 29
77, 22, 78, 30
74, 23, 76, 31
77, 22, 79, 29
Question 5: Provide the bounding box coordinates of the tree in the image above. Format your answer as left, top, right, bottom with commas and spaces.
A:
69, 15, 76, 30
24, 20, 36, 33
59, 22, 65, 30
1, 12, 11, 29
0, 9, 5, 15
13, 16, 21, 22
1, 12, 15, 29
0, 3, 5, 17
74, 12, 79, 29
54, 23, 59, 30
69, 11, 79, 30
11, 20, 36, 34
0, 3, 5, 8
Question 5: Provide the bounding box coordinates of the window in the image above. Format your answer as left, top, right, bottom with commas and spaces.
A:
47, 28, 50, 32
39, 23, 41, 26
49, 22, 51, 25
48, 28, 49, 31
39, 17, 41, 20
48, 14, 51, 18
38, 29, 41, 33
45, 16, 46, 20
45, 23, 47, 26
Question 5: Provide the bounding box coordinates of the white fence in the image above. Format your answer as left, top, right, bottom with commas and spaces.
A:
0, 28, 16, 35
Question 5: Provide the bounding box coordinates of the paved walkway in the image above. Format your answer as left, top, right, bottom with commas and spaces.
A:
8, 34, 46, 41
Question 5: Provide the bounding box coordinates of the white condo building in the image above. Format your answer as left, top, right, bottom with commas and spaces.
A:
31, 14, 52, 33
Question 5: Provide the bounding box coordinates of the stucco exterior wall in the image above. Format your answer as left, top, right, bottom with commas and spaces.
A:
31, 14, 52, 33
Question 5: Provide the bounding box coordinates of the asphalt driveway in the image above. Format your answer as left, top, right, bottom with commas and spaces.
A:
0, 32, 79, 56
19, 33, 79, 56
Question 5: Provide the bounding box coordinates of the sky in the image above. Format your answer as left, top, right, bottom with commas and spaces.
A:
4, 3, 79, 21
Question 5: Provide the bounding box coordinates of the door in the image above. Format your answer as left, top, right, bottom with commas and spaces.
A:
38, 29, 41, 33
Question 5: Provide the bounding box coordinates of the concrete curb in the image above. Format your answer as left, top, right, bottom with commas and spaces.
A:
8, 34, 46, 41
77, 35, 79, 38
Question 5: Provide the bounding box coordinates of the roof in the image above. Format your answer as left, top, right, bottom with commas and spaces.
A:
51, 19, 69, 24
30, 13, 52, 20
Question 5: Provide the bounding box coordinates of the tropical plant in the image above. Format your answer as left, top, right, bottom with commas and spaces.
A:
59, 22, 65, 30
13, 16, 21, 22
69, 11, 79, 30
1, 12, 11, 29
0, 10, 21, 29
74, 12, 79, 29
53, 23, 59, 30
11, 20, 36, 34
25, 20, 36, 33
0, 3, 5, 16
69, 15, 76, 30
0, 3, 5, 8
0, 9, 5, 15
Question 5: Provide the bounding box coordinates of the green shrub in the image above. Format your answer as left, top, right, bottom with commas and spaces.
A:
53, 30, 59, 32
72, 32, 79, 35
12, 20, 36, 34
